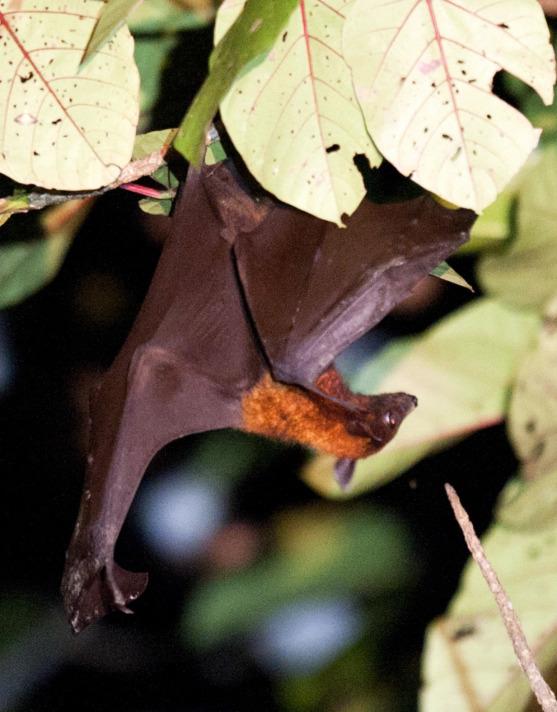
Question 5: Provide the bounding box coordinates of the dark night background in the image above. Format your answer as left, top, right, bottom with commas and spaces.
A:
0, 20, 522, 712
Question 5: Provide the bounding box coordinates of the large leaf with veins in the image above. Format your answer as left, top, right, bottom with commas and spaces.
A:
0, 0, 139, 190
215, 0, 380, 225
343, 0, 555, 212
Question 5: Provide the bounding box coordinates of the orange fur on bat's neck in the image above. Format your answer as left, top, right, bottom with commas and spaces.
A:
241, 371, 375, 459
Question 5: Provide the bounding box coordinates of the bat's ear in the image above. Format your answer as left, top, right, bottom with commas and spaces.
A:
200, 162, 272, 242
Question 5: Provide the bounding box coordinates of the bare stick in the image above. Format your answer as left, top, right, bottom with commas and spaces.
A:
445, 483, 557, 712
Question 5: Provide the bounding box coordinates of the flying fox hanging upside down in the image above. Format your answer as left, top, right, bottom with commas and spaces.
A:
61, 159, 474, 633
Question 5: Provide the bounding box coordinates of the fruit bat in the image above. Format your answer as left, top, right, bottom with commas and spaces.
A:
61, 159, 474, 633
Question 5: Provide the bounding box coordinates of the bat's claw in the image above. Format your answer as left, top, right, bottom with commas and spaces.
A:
61, 555, 148, 634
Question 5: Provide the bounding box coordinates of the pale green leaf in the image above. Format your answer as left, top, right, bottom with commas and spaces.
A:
497, 469, 557, 531
174, 0, 298, 167
215, 0, 381, 224
82, 0, 142, 63
430, 261, 473, 291
478, 146, 557, 309
303, 299, 539, 498
497, 294, 557, 530
0, 199, 92, 309
343, 0, 555, 212
506, 293, 557, 482
0, 0, 139, 190
421, 483, 557, 711
136, 163, 178, 215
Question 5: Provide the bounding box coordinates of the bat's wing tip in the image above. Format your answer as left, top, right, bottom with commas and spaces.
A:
62, 558, 149, 634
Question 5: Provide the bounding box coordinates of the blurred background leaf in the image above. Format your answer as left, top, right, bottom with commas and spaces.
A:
182, 504, 417, 649
0, 199, 93, 309
478, 145, 557, 310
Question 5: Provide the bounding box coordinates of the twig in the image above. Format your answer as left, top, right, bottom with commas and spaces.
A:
445, 483, 557, 712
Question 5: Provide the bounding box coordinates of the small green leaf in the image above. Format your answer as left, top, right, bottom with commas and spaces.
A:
430, 262, 473, 292
421, 482, 557, 711
304, 299, 540, 498
138, 196, 173, 215
174, 0, 298, 166
82, 0, 143, 63
478, 145, 557, 309
0, 199, 92, 309
132, 129, 177, 160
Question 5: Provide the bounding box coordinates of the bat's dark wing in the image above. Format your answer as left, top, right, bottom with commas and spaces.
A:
234, 196, 475, 386
62, 166, 266, 633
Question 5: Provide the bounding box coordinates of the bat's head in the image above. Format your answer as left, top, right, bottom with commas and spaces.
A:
345, 392, 417, 450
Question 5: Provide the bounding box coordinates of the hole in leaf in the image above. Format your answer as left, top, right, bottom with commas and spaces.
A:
326, 144, 340, 153
451, 624, 476, 641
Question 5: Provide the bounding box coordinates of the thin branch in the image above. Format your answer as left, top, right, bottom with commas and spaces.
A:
445, 483, 557, 712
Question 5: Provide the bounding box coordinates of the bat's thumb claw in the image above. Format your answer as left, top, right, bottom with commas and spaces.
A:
334, 458, 356, 489
62, 556, 148, 634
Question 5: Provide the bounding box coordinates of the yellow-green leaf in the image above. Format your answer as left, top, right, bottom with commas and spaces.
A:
303, 299, 539, 498
421, 483, 557, 711
215, 0, 381, 224
132, 128, 177, 160
478, 146, 557, 309
343, 0, 555, 212
0, 0, 139, 190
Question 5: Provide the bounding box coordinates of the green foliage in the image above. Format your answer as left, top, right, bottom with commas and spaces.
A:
0, 200, 92, 309
0, 0, 553, 222
174, 0, 298, 166
183, 505, 416, 648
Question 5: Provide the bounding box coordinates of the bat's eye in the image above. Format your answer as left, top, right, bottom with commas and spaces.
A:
383, 412, 397, 428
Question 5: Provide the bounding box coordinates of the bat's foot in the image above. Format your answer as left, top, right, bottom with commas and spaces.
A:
61, 555, 148, 634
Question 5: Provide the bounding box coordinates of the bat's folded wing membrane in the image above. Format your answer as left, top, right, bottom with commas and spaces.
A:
235, 196, 475, 387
